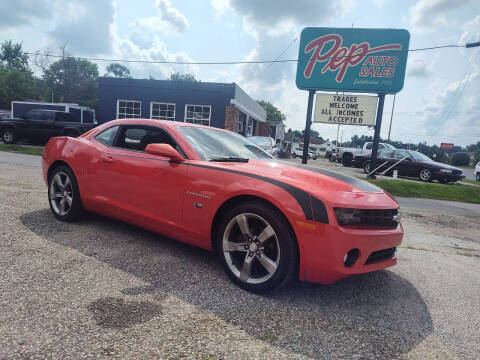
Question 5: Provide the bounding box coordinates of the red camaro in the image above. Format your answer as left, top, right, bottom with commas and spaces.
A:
42, 119, 403, 292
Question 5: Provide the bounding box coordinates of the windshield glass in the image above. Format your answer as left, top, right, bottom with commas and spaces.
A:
410, 151, 432, 162
248, 136, 271, 149
177, 126, 273, 160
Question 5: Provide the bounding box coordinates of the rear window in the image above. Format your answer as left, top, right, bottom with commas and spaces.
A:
95, 126, 119, 146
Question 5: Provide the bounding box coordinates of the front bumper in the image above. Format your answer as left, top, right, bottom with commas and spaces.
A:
435, 173, 465, 182
297, 222, 403, 284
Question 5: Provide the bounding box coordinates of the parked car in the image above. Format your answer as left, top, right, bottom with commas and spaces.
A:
0, 111, 10, 120
475, 161, 480, 181
291, 147, 317, 160
356, 149, 465, 183
42, 119, 403, 293
248, 136, 279, 158
0, 109, 96, 145
339, 142, 395, 167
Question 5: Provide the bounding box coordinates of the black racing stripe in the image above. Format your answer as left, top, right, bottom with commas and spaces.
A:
186, 162, 320, 222
278, 161, 382, 193
310, 196, 328, 224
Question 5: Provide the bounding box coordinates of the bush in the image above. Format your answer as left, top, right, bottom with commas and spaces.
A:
450, 152, 471, 166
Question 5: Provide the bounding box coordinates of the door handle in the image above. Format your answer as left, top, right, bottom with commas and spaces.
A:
103, 156, 114, 163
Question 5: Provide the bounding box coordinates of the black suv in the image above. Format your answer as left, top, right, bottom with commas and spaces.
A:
0, 109, 96, 145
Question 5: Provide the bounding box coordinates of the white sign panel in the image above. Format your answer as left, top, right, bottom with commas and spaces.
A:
313, 94, 378, 126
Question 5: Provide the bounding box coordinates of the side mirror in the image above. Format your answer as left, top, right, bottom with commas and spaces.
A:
145, 143, 184, 161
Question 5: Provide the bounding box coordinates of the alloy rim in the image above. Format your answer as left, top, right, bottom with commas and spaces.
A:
365, 163, 370, 173
3, 130, 13, 142
49, 172, 73, 216
420, 169, 431, 181
222, 213, 280, 284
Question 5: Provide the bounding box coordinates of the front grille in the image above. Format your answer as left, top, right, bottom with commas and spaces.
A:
452, 169, 462, 175
335, 208, 399, 228
365, 247, 397, 265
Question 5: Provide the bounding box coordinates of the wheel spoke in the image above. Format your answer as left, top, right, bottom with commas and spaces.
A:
50, 191, 63, 200
239, 253, 254, 282
65, 195, 73, 206
257, 251, 277, 274
60, 198, 66, 214
54, 173, 65, 189
236, 214, 251, 238
64, 177, 71, 189
224, 241, 248, 252
257, 225, 275, 244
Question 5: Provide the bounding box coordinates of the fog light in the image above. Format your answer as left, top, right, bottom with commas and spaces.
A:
344, 249, 359, 268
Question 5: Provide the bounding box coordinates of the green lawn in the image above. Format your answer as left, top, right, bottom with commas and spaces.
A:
462, 179, 479, 185
366, 178, 480, 204
0, 143, 44, 156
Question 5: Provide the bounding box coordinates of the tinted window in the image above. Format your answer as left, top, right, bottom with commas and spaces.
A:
116, 126, 179, 153
55, 112, 78, 122
27, 110, 43, 121
365, 143, 372, 150
378, 150, 392, 158
393, 150, 409, 159
95, 126, 119, 146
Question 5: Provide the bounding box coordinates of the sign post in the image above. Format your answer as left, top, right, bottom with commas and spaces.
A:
295, 27, 410, 168
370, 93, 385, 177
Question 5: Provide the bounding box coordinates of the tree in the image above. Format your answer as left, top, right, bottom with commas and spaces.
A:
43, 56, 99, 108
257, 100, 286, 123
167, 72, 197, 82
0, 40, 35, 109
105, 63, 131, 78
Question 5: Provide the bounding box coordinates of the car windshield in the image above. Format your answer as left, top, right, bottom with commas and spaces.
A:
177, 126, 273, 161
249, 136, 271, 149
384, 144, 396, 150
410, 151, 432, 162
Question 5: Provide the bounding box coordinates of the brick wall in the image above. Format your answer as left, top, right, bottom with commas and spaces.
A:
224, 106, 239, 132
256, 121, 270, 137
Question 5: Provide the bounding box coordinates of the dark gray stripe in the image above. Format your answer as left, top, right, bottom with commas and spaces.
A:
277, 161, 382, 192
186, 162, 323, 222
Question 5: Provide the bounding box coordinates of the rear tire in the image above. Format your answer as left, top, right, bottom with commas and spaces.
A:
216, 201, 298, 293
342, 154, 353, 167
48, 165, 84, 221
2, 127, 17, 144
328, 155, 335, 162
363, 161, 371, 174
476, 173, 480, 181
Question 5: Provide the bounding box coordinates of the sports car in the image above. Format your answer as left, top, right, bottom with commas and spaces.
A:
42, 119, 403, 293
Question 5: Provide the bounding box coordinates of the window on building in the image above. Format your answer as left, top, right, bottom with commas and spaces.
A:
238, 112, 246, 135
117, 100, 141, 119
246, 118, 254, 136
184, 105, 211, 126
151, 102, 175, 121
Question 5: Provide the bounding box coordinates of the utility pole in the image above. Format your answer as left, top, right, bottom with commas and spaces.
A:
336, 124, 340, 147
388, 94, 396, 141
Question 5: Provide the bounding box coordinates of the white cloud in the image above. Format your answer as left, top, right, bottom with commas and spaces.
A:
460, 15, 480, 44
0, 0, 51, 29
407, 55, 431, 78
155, 0, 188, 33
210, 0, 231, 17
408, 0, 470, 30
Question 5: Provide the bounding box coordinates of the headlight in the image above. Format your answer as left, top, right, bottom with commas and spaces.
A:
334, 208, 400, 227
439, 169, 452, 173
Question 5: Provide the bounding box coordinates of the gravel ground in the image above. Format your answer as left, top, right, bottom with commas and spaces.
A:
1, 156, 480, 359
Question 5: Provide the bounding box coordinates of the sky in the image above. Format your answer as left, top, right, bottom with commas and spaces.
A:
0, 0, 479, 146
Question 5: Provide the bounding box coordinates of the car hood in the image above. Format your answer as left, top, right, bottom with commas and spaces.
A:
202, 159, 399, 209
418, 160, 462, 171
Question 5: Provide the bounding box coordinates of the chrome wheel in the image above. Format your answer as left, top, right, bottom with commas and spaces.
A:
419, 169, 432, 181
3, 129, 14, 143
49, 172, 73, 216
222, 213, 280, 284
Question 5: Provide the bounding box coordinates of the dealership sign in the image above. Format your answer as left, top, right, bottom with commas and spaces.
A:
296, 27, 410, 93
314, 94, 377, 126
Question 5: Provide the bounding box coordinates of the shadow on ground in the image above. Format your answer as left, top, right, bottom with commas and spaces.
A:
21, 209, 433, 359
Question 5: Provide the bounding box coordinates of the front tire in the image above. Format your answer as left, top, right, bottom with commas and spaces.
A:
419, 168, 433, 182
476, 173, 480, 181
2, 127, 17, 144
216, 201, 298, 293
48, 165, 84, 221
342, 154, 352, 167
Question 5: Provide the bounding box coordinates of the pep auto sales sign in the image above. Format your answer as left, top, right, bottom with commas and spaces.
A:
296, 27, 410, 93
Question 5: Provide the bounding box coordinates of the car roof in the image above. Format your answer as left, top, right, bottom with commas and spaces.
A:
104, 118, 235, 134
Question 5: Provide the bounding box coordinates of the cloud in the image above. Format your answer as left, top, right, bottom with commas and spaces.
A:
408, 0, 470, 30
460, 15, 480, 44
155, 0, 188, 33
407, 55, 430, 78
51, 0, 114, 55
0, 0, 51, 29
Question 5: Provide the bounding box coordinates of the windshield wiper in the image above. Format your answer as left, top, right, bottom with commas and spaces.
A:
209, 157, 249, 163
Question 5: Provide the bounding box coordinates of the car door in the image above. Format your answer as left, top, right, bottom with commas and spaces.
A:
93, 124, 189, 235
391, 149, 412, 176
21, 110, 46, 139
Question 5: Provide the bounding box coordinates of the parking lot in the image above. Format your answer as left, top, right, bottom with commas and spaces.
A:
1, 153, 480, 359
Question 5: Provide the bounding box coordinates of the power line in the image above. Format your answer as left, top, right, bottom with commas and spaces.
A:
25, 43, 471, 66
263, 36, 298, 73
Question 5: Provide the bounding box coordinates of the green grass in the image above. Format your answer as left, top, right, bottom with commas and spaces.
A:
0, 143, 44, 156
366, 178, 480, 204
461, 179, 480, 185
